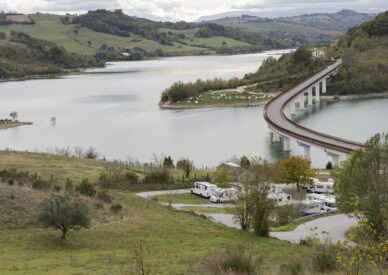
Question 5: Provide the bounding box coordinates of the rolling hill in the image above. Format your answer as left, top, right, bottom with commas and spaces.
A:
202, 10, 376, 46
0, 10, 293, 61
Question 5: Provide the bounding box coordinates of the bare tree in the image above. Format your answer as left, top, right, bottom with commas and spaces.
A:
9, 111, 17, 122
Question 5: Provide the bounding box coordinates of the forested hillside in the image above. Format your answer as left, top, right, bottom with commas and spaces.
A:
327, 11, 388, 94
204, 10, 375, 46
71, 9, 293, 55
0, 31, 103, 79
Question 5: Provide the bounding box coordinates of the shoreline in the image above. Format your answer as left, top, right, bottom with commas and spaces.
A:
160, 91, 388, 110
0, 122, 33, 130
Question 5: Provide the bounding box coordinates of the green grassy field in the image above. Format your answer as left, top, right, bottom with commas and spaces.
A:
185, 206, 237, 214
0, 14, 93, 55
154, 193, 210, 204
0, 151, 314, 274
0, 14, 254, 57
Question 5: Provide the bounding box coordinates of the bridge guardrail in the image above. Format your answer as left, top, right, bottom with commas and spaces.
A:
263, 60, 364, 154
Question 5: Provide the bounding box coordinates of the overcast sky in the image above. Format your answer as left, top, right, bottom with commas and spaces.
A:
0, 0, 387, 21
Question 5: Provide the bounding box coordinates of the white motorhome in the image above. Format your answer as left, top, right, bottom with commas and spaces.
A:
191, 182, 217, 198
268, 192, 292, 207
300, 193, 337, 214
307, 178, 334, 194
210, 188, 238, 203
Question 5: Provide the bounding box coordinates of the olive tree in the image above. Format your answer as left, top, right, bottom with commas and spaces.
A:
336, 133, 388, 236
36, 194, 90, 239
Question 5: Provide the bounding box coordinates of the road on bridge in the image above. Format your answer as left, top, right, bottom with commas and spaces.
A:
264, 59, 364, 155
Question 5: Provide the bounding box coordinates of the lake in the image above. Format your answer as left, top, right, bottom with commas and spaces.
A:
0, 50, 387, 168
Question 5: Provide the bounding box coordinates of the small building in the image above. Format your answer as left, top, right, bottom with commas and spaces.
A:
311, 49, 325, 58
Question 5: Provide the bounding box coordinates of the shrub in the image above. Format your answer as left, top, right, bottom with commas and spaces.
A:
205, 245, 259, 275
84, 147, 99, 159
312, 247, 337, 272
326, 161, 333, 169
142, 170, 170, 184
75, 178, 96, 196
65, 178, 73, 193
277, 205, 299, 226
7, 179, 14, 186
32, 178, 52, 190
280, 261, 304, 275
97, 190, 112, 203
125, 171, 138, 184
95, 202, 104, 209
110, 203, 122, 213
53, 185, 62, 192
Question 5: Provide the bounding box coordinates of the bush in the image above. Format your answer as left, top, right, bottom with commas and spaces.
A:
312, 247, 337, 272
280, 261, 304, 275
142, 169, 171, 184
97, 190, 112, 203
277, 205, 299, 226
95, 202, 104, 209
7, 179, 14, 186
125, 171, 138, 184
205, 245, 259, 275
53, 185, 62, 192
84, 147, 99, 159
75, 178, 96, 196
31, 178, 52, 190
110, 203, 122, 213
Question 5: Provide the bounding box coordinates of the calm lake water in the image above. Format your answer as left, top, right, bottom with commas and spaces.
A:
0, 50, 387, 168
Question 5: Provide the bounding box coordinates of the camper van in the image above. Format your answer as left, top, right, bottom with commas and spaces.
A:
307, 179, 334, 194
191, 182, 217, 198
268, 192, 292, 207
300, 193, 337, 214
210, 188, 238, 203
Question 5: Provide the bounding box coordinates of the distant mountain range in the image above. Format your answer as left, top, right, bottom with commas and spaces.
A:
198, 9, 376, 46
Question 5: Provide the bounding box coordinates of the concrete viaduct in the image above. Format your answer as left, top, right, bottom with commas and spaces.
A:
263, 59, 364, 165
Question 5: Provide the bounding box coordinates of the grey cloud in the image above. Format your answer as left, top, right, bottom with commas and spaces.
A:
232, 0, 358, 10
39, 0, 121, 12
156, 1, 181, 12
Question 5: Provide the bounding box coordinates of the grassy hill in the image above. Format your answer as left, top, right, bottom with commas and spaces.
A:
205, 10, 376, 46
278, 9, 376, 31
0, 10, 293, 61
0, 150, 313, 274
0, 30, 103, 79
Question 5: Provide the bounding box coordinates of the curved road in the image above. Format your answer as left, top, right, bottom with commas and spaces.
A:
264, 59, 364, 154
136, 190, 356, 243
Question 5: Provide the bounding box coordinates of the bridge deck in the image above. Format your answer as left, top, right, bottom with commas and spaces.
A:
264, 59, 364, 155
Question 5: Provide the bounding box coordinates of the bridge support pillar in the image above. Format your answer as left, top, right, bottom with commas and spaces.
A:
272, 132, 280, 142
308, 89, 313, 106
290, 99, 296, 115
298, 142, 311, 159
327, 152, 340, 166
282, 137, 291, 151
322, 78, 327, 94
315, 83, 320, 102
299, 94, 305, 110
